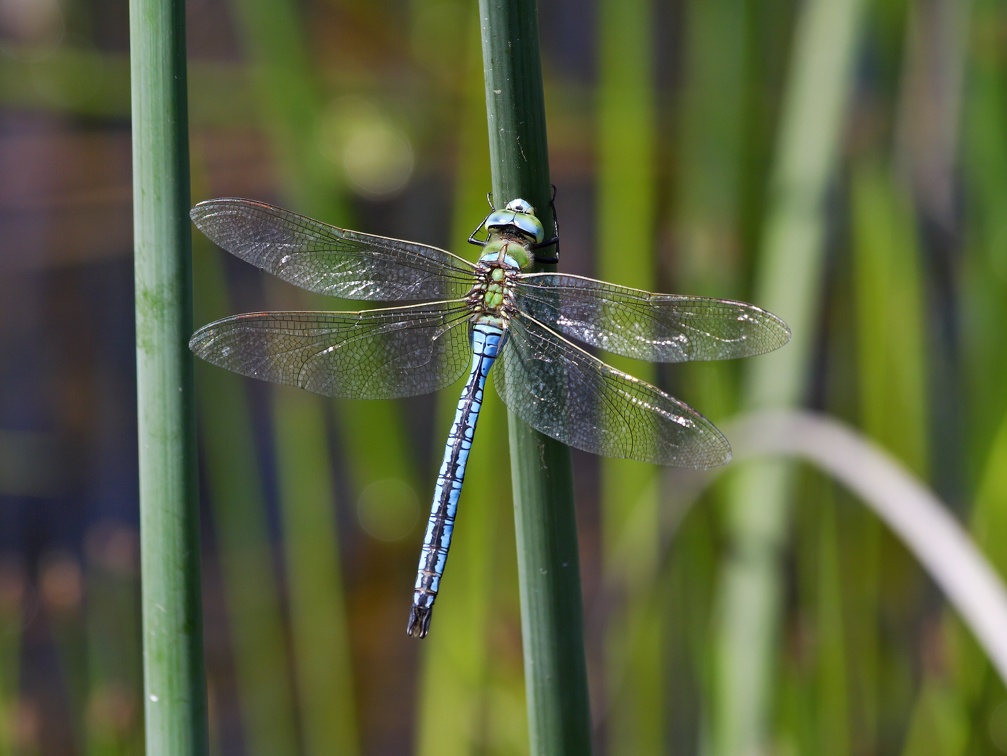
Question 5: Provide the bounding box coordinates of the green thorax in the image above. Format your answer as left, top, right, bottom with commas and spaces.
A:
466, 198, 544, 324
467, 236, 532, 324
479, 234, 534, 271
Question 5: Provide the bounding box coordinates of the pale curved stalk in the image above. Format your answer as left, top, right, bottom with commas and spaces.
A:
596, 410, 1007, 727
725, 410, 1007, 685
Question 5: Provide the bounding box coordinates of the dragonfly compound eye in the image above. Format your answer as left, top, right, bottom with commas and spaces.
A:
485, 198, 544, 244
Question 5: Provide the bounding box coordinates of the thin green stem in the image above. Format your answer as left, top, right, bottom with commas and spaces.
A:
478, 1, 592, 753
596, 0, 662, 752
129, 0, 208, 749
712, 0, 865, 751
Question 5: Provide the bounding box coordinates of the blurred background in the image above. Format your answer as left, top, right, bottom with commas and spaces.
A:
2, 0, 1007, 753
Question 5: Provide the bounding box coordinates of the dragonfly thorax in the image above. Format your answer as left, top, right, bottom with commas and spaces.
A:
468, 257, 520, 321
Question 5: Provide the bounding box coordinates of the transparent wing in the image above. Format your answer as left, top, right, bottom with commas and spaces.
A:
514, 273, 790, 363
494, 314, 731, 468
190, 301, 472, 399
191, 198, 475, 301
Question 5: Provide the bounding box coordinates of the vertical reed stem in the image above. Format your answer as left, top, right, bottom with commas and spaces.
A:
478, 1, 592, 753
130, 0, 208, 749
712, 0, 865, 751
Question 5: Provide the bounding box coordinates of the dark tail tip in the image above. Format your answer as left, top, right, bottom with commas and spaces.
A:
407, 606, 433, 639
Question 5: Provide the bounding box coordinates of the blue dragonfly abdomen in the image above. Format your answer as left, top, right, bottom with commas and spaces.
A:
407, 231, 536, 638
408, 320, 507, 638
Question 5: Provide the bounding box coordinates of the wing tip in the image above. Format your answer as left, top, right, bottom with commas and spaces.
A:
662, 427, 731, 469
188, 323, 214, 355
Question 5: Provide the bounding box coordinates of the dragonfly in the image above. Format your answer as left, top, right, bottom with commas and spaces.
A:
188, 196, 791, 638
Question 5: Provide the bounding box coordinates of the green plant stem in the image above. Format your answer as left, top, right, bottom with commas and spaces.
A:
129, 0, 208, 750
190, 245, 300, 756
596, 0, 662, 751
712, 0, 865, 752
478, 1, 592, 753
479, 0, 555, 219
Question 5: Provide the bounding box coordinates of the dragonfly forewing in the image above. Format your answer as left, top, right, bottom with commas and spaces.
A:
191, 199, 475, 302
189, 301, 473, 400
515, 273, 791, 363
495, 314, 732, 468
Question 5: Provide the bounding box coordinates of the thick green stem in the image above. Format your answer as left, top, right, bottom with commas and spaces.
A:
479, 0, 556, 222
129, 0, 208, 750
478, 1, 592, 753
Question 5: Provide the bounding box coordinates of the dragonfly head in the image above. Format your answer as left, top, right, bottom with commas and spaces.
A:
484, 198, 545, 244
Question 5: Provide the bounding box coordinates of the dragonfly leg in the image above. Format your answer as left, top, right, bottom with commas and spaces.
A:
530, 189, 560, 263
